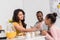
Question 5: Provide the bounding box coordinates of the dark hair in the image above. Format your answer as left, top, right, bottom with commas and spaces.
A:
46, 13, 57, 24
12, 9, 26, 28
52, 12, 57, 17
36, 11, 43, 16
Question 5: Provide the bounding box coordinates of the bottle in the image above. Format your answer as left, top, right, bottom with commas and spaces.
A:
6, 23, 16, 39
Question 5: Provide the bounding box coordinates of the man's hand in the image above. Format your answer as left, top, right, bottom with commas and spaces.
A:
36, 23, 41, 30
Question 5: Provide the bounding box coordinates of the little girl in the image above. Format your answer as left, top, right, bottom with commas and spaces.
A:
42, 13, 60, 40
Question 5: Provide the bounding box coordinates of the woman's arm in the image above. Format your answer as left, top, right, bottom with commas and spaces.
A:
25, 27, 39, 32
13, 23, 40, 32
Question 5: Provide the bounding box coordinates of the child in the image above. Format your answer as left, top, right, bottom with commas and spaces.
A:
42, 13, 60, 40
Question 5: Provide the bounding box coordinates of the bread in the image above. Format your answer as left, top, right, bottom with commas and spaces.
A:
18, 32, 26, 36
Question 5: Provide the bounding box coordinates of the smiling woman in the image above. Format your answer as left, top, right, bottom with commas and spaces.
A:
12, 9, 41, 36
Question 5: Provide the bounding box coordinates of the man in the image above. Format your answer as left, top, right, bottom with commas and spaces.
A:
34, 11, 48, 31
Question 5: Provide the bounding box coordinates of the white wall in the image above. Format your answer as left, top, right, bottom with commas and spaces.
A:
0, 0, 50, 29
50, 0, 60, 28
0, 0, 23, 29
23, 0, 50, 26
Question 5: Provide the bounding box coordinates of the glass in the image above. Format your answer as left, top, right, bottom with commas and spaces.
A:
6, 23, 16, 39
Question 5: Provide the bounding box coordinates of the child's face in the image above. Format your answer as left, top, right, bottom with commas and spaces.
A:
45, 17, 51, 26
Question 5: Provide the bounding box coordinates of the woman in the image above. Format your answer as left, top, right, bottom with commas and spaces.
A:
12, 9, 40, 35
42, 13, 60, 40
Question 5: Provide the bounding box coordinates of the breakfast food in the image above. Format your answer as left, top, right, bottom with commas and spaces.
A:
18, 32, 26, 36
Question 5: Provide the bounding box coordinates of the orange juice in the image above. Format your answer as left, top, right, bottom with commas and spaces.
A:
6, 32, 16, 39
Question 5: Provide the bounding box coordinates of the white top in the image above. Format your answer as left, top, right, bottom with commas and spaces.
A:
34, 21, 48, 31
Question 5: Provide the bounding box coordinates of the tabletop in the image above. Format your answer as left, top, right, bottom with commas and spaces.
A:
7, 36, 45, 40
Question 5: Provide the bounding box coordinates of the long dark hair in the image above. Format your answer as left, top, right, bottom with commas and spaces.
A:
12, 9, 26, 28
